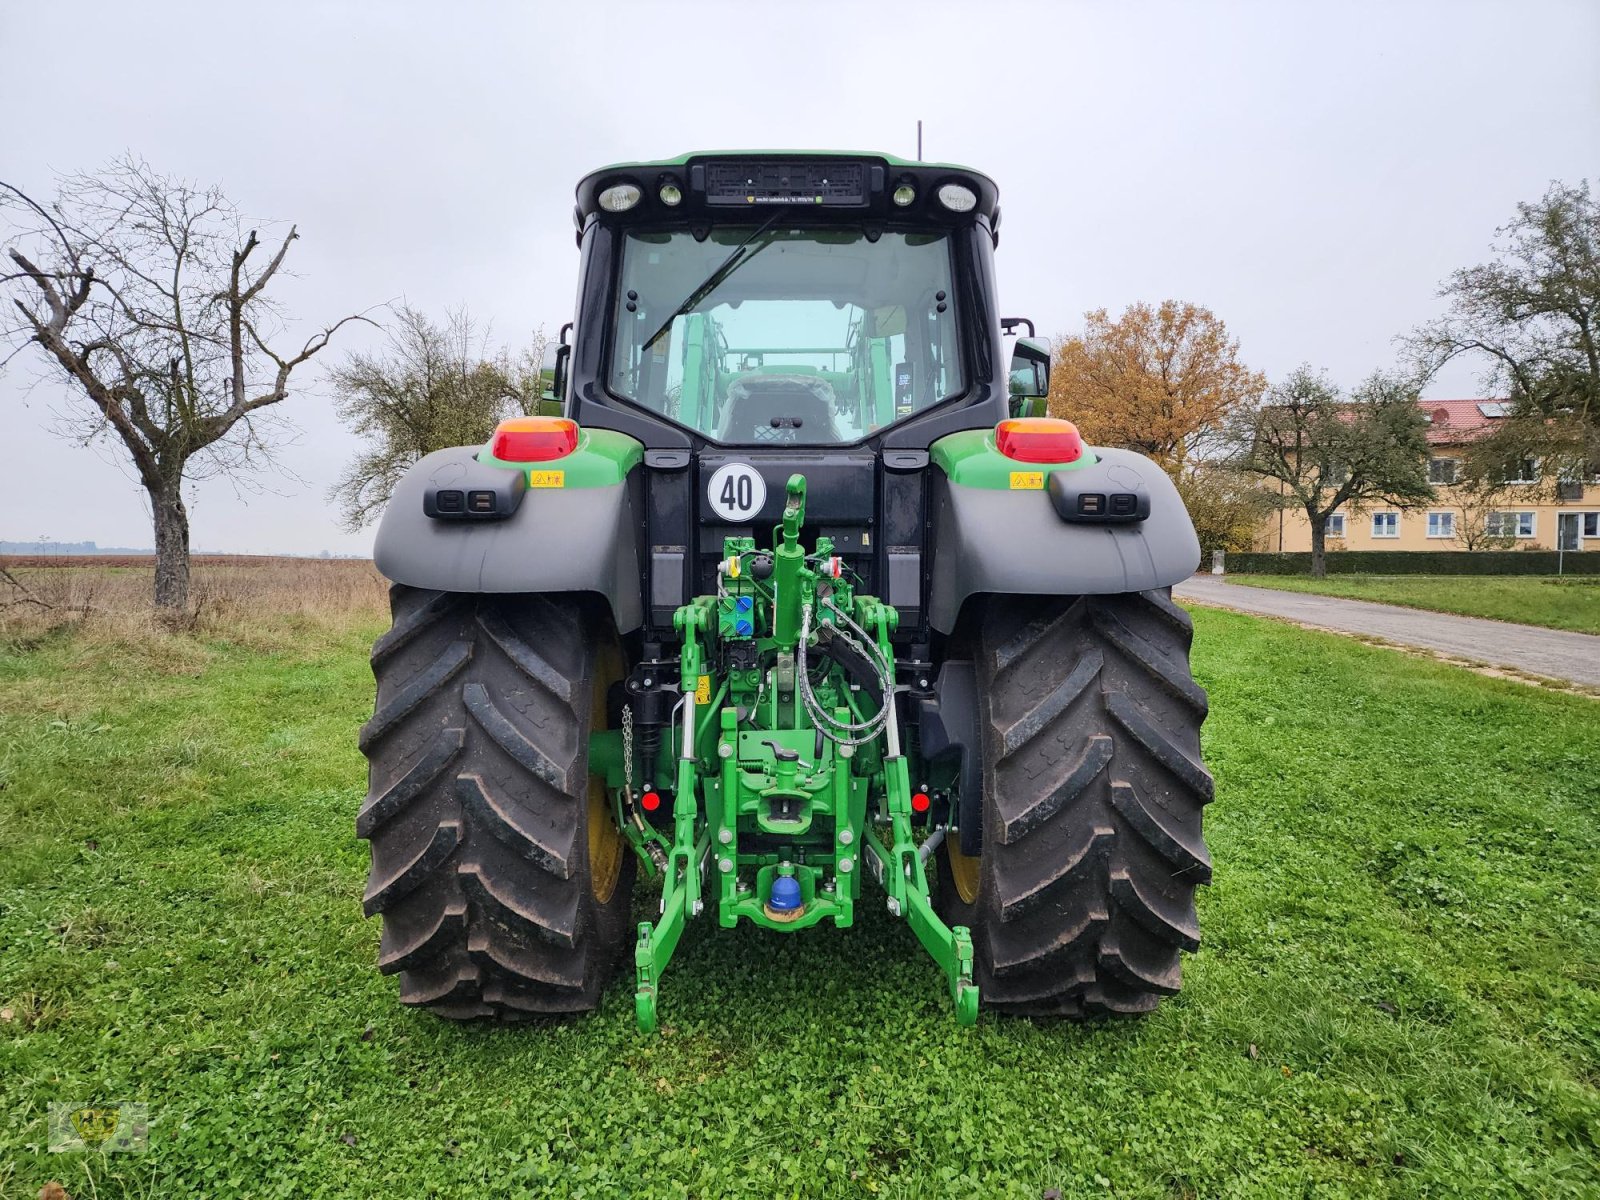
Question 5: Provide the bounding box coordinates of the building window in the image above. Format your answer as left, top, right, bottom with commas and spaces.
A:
1426, 511, 1455, 539
1488, 511, 1537, 538
1326, 512, 1346, 538
1372, 512, 1399, 538
1582, 513, 1599, 539
1495, 457, 1540, 484
1427, 457, 1459, 485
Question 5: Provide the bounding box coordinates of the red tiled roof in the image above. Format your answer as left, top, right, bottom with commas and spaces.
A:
1418, 399, 1505, 446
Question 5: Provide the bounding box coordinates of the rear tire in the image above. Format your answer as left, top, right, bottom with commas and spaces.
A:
937, 589, 1212, 1016
357, 586, 635, 1018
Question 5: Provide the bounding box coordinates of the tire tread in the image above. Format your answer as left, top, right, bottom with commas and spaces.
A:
357, 587, 632, 1019
941, 589, 1212, 1017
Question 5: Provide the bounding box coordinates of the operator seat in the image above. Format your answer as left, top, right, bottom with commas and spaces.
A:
716, 375, 840, 444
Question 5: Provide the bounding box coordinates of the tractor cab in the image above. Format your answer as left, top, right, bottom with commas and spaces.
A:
539, 152, 1051, 643
558, 152, 1016, 452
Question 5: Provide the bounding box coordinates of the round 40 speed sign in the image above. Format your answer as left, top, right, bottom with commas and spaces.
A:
705, 462, 767, 522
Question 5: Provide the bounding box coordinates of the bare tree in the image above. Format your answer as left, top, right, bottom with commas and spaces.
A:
1406, 179, 1599, 484
328, 306, 554, 529
1232, 366, 1434, 577
1, 157, 368, 611
1451, 478, 1518, 551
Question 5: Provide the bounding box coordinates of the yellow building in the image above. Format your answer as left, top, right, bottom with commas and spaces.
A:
1259, 400, 1600, 553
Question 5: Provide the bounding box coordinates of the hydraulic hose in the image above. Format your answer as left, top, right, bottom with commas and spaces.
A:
798, 603, 892, 748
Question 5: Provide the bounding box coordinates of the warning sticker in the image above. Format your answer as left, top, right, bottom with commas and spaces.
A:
1009, 471, 1045, 490
695, 675, 712, 704
528, 470, 565, 488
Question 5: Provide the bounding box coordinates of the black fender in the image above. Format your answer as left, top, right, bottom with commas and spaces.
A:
372, 447, 644, 632
927, 447, 1200, 633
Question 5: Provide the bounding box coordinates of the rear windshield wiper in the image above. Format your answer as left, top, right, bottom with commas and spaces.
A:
637, 212, 784, 353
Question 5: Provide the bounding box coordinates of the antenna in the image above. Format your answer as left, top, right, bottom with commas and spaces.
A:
916, 119, 923, 162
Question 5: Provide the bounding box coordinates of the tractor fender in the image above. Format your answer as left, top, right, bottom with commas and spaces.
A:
372, 446, 644, 632
927, 447, 1200, 633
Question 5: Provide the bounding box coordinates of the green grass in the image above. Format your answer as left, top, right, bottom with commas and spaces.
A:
2, 613, 1597, 1198
1227, 573, 1600, 635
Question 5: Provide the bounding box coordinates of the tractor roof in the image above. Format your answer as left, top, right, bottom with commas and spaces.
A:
573, 151, 999, 227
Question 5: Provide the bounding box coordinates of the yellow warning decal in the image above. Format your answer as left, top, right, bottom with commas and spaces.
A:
695, 674, 712, 704
527, 470, 565, 488
1009, 471, 1045, 490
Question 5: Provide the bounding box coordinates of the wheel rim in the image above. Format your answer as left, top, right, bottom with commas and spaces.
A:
587, 637, 625, 904
946, 834, 980, 905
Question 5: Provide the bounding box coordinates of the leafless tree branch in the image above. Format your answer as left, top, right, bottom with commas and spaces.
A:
0, 157, 368, 610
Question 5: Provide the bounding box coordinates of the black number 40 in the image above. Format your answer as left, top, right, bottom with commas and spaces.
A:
721, 473, 754, 511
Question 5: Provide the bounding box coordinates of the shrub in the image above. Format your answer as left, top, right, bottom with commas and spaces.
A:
1224, 550, 1600, 575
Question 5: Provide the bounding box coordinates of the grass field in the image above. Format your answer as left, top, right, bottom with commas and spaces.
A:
1, 576, 1597, 1197
1227, 573, 1600, 635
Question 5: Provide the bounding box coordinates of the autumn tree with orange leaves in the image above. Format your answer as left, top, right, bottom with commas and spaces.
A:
1048, 301, 1266, 472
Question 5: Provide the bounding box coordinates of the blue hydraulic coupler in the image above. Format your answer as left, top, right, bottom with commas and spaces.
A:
720, 593, 756, 639
766, 873, 803, 921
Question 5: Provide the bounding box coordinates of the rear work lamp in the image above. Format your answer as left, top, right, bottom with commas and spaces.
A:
598, 183, 642, 212
937, 182, 978, 212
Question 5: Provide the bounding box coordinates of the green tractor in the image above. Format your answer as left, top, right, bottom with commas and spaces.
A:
358, 152, 1211, 1030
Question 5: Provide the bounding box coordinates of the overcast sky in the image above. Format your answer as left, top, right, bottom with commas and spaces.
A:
2, 0, 1596, 555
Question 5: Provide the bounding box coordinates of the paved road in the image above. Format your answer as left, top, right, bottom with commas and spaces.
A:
1174, 575, 1600, 689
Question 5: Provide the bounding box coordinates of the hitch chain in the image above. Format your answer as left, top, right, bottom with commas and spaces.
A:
622, 702, 634, 793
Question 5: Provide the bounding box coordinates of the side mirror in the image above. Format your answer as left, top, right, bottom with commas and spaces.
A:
547, 344, 571, 410
1007, 337, 1051, 418
545, 322, 574, 415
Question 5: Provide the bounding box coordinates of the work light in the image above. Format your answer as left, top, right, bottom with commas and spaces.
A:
598, 183, 642, 212
937, 182, 977, 212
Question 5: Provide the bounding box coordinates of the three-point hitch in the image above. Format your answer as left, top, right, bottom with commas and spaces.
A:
618, 474, 978, 1031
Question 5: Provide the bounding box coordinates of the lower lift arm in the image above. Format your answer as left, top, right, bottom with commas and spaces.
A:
633, 599, 712, 1033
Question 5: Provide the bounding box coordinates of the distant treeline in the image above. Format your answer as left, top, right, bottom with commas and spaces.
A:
1, 541, 363, 559
1, 540, 155, 556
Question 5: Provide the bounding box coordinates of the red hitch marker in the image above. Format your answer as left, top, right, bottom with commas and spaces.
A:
911, 791, 931, 813
641, 791, 661, 812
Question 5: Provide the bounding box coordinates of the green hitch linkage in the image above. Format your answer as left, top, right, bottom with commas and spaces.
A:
635, 600, 712, 1033
631, 478, 979, 1031
771, 473, 807, 651
858, 598, 979, 1026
